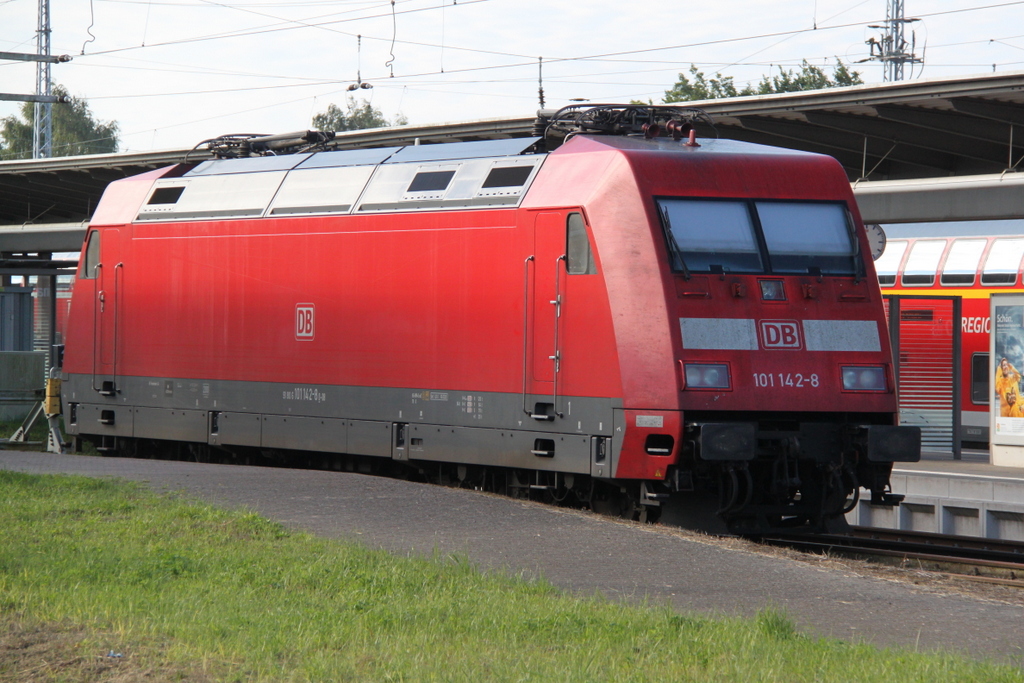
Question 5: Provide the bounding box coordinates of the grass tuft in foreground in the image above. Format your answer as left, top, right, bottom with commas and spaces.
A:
0, 470, 1020, 682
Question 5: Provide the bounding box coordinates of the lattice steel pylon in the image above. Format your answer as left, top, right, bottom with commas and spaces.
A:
864, 0, 923, 82
32, 0, 52, 159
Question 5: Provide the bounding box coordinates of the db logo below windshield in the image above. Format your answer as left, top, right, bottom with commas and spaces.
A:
759, 320, 802, 349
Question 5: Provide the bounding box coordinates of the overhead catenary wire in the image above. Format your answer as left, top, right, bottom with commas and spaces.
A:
42, 0, 979, 70
12, 0, 1024, 78
385, 0, 396, 76
5, 0, 1024, 151
53, 54, 1024, 104
79, 0, 495, 57
80, 0, 97, 54
102, 0, 383, 6
50, 40, 1024, 88
68, 0, 1024, 89
714, 0, 874, 75
141, 0, 154, 46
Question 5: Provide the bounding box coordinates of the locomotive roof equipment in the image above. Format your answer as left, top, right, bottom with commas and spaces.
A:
194, 105, 716, 160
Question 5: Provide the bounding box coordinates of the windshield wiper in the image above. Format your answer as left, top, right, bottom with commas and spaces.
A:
659, 204, 691, 280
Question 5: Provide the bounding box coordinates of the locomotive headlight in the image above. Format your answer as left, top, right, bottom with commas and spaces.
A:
683, 363, 730, 389
758, 279, 786, 301
841, 365, 887, 392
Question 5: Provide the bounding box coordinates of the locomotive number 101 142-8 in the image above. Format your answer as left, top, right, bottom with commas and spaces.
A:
752, 372, 820, 388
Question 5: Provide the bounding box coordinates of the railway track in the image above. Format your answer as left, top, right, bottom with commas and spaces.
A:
761, 527, 1024, 587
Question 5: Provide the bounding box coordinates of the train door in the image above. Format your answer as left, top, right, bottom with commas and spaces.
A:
884, 295, 962, 458
528, 211, 567, 419
92, 228, 122, 395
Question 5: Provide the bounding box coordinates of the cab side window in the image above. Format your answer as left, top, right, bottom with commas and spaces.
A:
81, 231, 100, 280
566, 213, 596, 275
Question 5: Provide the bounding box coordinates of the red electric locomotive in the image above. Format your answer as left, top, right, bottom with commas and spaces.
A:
59, 106, 920, 534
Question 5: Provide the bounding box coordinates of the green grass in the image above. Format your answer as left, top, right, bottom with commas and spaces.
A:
0, 471, 1020, 682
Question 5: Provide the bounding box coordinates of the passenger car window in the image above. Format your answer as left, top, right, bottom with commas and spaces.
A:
982, 238, 1024, 286
874, 239, 908, 286
941, 239, 985, 286
901, 240, 945, 286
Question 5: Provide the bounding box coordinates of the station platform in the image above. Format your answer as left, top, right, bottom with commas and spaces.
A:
849, 449, 1024, 540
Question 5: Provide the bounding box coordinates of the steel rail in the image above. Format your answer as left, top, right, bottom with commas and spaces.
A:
760, 526, 1024, 587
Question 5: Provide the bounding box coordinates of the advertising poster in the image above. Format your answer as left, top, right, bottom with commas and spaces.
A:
992, 295, 1024, 456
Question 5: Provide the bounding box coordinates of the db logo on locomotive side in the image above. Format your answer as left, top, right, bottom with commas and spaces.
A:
758, 320, 802, 349
295, 304, 315, 341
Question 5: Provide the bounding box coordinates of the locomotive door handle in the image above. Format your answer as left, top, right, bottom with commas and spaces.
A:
112, 263, 124, 392
549, 293, 560, 362
522, 255, 534, 415
98, 291, 105, 312
91, 263, 104, 393
551, 255, 566, 418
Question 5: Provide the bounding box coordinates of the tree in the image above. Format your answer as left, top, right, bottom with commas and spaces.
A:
751, 59, 862, 95
311, 96, 407, 132
664, 66, 747, 102
663, 59, 862, 103
0, 85, 119, 160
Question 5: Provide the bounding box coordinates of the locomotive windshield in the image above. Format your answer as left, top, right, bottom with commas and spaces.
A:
658, 198, 858, 276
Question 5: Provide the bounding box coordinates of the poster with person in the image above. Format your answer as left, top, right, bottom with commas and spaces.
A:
993, 295, 1024, 455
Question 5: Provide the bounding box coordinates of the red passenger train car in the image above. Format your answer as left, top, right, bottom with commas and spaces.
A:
60, 106, 919, 533
876, 234, 1024, 446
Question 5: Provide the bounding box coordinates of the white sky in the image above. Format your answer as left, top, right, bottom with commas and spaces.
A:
2, 0, 1024, 154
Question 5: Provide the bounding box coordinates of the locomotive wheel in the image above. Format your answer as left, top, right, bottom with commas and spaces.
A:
187, 443, 211, 463
508, 470, 531, 499
119, 437, 138, 460
638, 504, 661, 524
591, 486, 639, 520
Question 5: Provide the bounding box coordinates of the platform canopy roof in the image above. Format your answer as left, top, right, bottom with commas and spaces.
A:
698, 71, 1024, 181
3, 70, 1024, 253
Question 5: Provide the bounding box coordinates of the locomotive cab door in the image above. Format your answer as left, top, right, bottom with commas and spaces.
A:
91, 228, 122, 396
527, 211, 567, 420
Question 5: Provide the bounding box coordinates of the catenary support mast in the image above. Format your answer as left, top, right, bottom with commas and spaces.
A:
33, 0, 53, 159
866, 0, 923, 82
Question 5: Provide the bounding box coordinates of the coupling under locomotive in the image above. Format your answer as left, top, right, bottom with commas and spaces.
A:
60, 105, 920, 534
